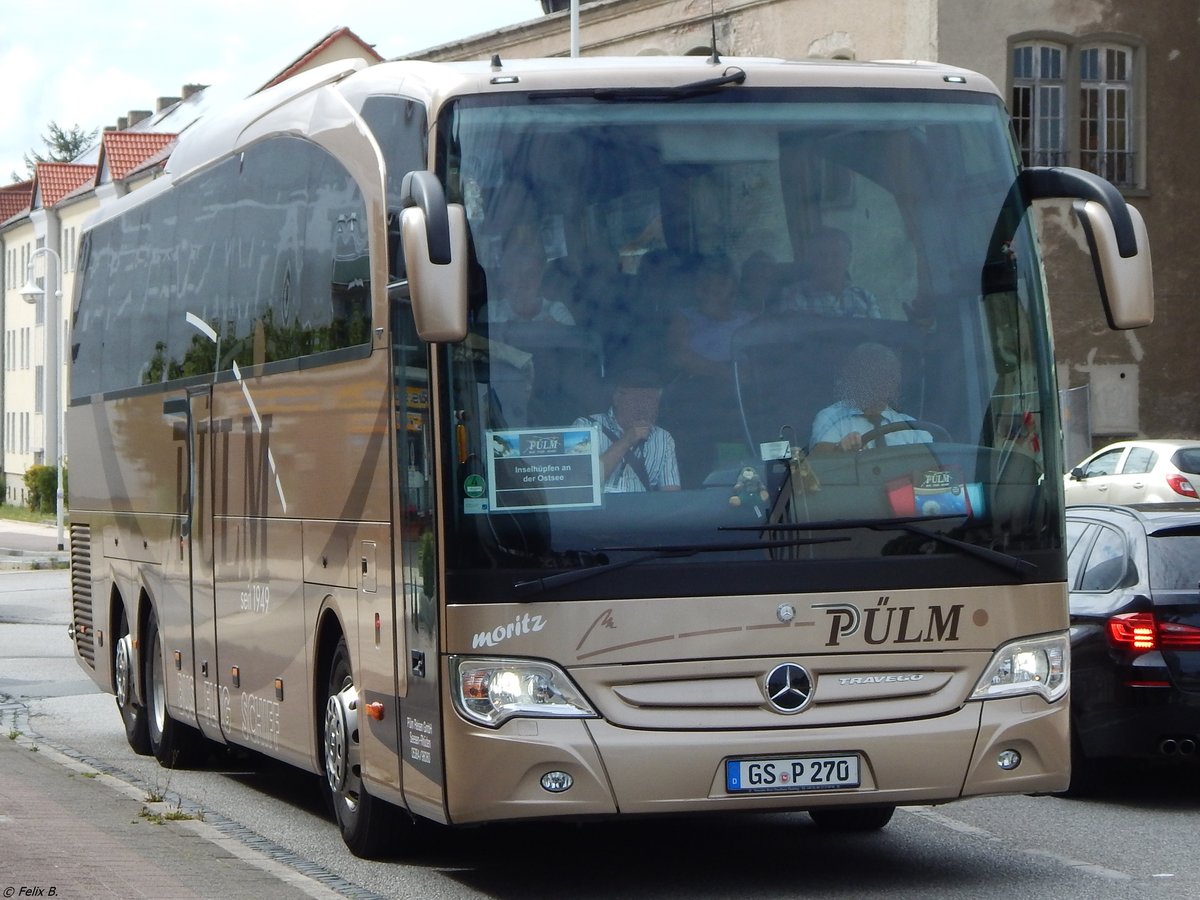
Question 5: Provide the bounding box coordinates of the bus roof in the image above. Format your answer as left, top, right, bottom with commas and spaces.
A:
110, 53, 1000, 229
339, 54, 1002, 110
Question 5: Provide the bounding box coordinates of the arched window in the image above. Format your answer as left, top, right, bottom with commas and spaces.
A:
1009, 37, 1139, 188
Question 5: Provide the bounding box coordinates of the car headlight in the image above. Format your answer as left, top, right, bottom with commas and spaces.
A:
969, 633, 1069, 703
451, 657, 597, 728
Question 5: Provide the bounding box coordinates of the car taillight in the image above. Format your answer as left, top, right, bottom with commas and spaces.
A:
1166, 473, 1199, 498
1108, 612, 1157, 649
1108, 611, 1200, 649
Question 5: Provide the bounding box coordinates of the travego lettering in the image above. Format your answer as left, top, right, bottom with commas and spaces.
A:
837, 674, 926, 685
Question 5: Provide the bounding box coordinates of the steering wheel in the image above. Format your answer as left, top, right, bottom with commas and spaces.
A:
858, 419, 951, 448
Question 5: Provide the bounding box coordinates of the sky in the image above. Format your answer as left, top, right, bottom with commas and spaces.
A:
0, 0, 544, 181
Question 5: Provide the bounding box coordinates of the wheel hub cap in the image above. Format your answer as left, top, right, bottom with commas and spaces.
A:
115, 635, 133, 708
324, 682, 358, 793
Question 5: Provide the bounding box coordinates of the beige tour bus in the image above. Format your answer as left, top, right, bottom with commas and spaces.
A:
67, 54, 1153, 856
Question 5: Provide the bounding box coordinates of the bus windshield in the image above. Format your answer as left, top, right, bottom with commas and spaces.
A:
435, 88, 1061, 602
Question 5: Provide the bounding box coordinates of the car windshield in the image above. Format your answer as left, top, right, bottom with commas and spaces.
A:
433, 87, 1062, 602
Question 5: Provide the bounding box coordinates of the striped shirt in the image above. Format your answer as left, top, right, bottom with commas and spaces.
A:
575, 411, 680, 492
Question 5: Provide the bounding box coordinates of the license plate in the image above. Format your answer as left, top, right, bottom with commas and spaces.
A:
725, 754, 860, 793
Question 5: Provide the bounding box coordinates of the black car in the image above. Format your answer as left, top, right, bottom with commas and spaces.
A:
1065, 503, 1200, 786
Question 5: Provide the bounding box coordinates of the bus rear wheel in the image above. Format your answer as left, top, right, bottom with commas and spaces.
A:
145, 610, 203, 768
808, 805, 896, 831
115, 610, 150, 755
323, 636, 401, 858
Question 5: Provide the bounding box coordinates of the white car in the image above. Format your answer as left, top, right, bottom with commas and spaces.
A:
1064, 440, 1200, 505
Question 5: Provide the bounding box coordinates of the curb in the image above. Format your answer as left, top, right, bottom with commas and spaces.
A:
0, 552, 69, 571
0, 697, 385, 900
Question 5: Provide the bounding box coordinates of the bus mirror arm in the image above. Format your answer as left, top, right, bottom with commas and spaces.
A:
1012, 167, 1154, 331
1021, 167, 1135, 256
399, 171, 452, 265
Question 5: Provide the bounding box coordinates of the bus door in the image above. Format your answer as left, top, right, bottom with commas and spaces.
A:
166, 385, 223, 743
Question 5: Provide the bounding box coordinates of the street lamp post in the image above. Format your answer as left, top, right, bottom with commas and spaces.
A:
19, 246, 66, 551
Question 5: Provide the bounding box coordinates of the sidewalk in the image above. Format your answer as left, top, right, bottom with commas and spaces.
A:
0, 702, 350, 900
0, 518, 68, 570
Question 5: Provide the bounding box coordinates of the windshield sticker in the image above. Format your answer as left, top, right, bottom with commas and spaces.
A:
487, 427, 602, 512
462, 474, 489, 515
886, 468, 985, 518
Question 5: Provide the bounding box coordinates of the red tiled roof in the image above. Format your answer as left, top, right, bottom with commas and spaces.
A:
101, 131, 177, 180
34, 162, 98, 206
0, 181, 32, 223
260, 26, 383, 91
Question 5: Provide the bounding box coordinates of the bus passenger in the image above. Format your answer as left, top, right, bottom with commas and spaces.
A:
810, 342, 931, 453
574, 367, 681, 492
778, 227, 881, 318
482, 243, 576, 325
668, 255, 753, 378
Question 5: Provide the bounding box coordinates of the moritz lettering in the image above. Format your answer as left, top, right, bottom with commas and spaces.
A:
472, 613, 547, 649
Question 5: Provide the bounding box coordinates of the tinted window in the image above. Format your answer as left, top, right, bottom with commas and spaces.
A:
1171, 448, 1200, 475
1078, 524, 1129, 591
71, 138, 370, 398
1122, 446, 1157, 475
1065, 520, 1094, 587
360, 96, 429, 209
1149, 533, 1200, 590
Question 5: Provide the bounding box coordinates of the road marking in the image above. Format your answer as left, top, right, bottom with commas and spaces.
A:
907, 806, 1133, 882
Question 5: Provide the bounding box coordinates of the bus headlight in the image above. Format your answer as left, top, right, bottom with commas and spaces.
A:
451, 657, 597, 728
969, 633, 1069, 703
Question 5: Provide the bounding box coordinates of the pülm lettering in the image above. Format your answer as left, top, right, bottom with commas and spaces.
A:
823, 598, 963, 646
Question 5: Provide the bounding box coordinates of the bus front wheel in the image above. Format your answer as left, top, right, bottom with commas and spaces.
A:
323, 636, 400, 858
808, 805, 896, 831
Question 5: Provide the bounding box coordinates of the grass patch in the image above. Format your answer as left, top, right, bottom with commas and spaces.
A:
0, 503, 58, 525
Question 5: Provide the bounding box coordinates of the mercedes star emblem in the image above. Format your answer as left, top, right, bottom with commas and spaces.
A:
764, 663, 813, 714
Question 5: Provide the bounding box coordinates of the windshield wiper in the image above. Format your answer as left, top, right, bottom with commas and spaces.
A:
721, 515, 1037, 579
588, 67, 747, 102
513, 534, 847, 597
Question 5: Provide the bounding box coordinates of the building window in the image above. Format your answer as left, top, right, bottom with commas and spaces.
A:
1011, 37, 1140, 189
1012, 43, 1066, 167
1080, 45, 1134, 186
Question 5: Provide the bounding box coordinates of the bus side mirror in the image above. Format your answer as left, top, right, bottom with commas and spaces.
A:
399, 171, 468, 342
1021, 166, 1154, 330
1075, 199, 1154, 330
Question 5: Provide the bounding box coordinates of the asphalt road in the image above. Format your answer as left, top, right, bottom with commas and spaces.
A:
3, 566, 1200, 899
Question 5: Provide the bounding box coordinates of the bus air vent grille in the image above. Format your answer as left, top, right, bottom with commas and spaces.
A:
70, 524, 95, 668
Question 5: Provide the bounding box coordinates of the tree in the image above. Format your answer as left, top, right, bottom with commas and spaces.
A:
12, 122, 98, 181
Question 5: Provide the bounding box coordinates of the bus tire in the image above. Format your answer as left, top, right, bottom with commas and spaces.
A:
115, 609, 151, 755
323, 635, 400, 858
808, 805, 896, 831
145, 609, 203, 768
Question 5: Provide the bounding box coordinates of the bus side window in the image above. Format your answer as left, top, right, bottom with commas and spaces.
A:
360, 95, 430, 282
